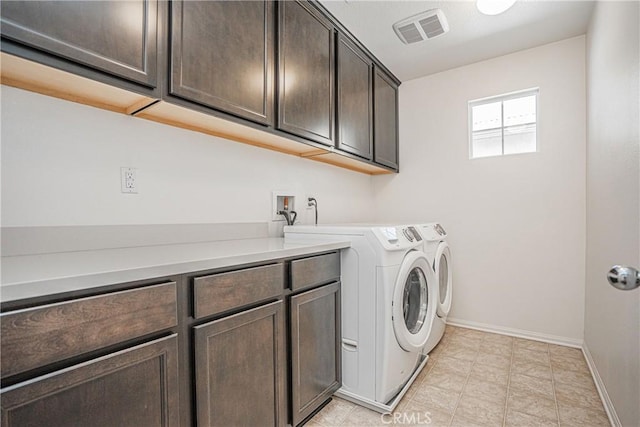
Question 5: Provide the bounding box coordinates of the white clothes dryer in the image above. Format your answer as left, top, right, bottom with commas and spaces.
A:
417, 223, 452, 355
284, 224, 438, 413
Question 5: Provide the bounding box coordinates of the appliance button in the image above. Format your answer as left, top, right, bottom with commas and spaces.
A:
402, 228, 414, 242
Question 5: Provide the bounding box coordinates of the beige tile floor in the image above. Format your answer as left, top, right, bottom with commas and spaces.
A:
308, 325, 610, 427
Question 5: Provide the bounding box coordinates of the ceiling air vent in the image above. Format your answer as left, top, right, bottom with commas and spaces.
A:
393, 9, 449, 45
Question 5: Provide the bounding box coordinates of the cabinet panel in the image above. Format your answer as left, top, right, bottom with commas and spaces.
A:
1, 334, 179, 427
0, 0, 157, 87
374, 68, 399, 169
1, 282, 177, 378
193, 263, 284, 319
290, 282, 341, 425
278, 1, 335, 146
194, 300, 286, 427
290, 252, 340, 292
170, 0, 274, 125
337, 35, 373, 160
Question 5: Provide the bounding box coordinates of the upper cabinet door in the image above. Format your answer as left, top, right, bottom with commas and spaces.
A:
278, 1, 335, 146
337, 35, 373, 160
0, 0, 158, 87
170, 0, 274, 125
374, 68, 399, 169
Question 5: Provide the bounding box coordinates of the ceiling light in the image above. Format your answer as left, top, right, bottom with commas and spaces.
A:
476, 0, 517, 15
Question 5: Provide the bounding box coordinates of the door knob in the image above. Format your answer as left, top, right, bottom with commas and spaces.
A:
607, 265, 640, 290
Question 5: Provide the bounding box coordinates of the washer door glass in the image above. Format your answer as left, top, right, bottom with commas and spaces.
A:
403, 268, 428, 334
392, 251, 436, 353
438, 254, 448, 305
434, 243, 452, 317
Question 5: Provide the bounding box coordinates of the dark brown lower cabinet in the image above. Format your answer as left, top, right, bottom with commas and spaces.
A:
194, 300, 286, 427
0, 334, 179, 427
0, 253, 341, 426
290, 282, 341, 426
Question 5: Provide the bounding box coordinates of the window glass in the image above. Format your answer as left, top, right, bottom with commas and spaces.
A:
504, 94, 537, 155
472, 101, 501, 131
470, 89, 538, 158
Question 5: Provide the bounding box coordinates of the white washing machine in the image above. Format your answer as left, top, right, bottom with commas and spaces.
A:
284, 224, 438, 413
417, 223, 453, 355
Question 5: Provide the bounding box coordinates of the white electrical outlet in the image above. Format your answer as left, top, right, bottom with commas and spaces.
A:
121, 167, 138, 193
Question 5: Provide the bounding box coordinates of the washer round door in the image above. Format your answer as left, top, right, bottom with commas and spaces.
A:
392, 250, 437, 352
434, 242, 452, 317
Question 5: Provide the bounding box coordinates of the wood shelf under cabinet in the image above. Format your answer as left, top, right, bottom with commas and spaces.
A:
0, 52, 156, 115
0, 51, 394, 175
135, 100, 329, 158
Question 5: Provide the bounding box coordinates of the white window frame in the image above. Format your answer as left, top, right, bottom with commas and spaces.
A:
468, 88, 539, 159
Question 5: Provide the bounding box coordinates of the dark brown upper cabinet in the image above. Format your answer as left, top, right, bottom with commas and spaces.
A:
336, 35, 373, 160
0, 0, 158, 88
373, 67, 399, 169
278, 1, 335, 146
0, 0, 400, 174
169, 0, 274, 125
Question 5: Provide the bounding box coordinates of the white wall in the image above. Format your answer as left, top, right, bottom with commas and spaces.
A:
585, 1, 639, 425
1, 86, 375, 229
373, 36, 587, 342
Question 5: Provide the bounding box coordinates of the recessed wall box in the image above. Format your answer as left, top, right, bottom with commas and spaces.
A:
272, 191, 296, 221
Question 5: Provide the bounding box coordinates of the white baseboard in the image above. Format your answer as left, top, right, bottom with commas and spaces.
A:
582, 343, 619, 427
446, 317, 583, 348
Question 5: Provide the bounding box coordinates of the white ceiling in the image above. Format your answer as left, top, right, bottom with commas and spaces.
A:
320, 0, 595, 82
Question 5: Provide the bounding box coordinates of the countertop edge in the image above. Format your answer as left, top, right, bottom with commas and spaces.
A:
1, 240, 350, 304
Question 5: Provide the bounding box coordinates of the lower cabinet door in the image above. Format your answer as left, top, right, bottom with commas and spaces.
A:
194, 300, 286, 427
290, 282, 341, 426
0, 334, 179, 427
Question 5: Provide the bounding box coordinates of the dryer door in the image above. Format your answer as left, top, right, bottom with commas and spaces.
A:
434, 242, 452, 317
392, 251, 437, 352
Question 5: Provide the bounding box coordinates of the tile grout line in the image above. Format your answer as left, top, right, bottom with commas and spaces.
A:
337, 404, 356, 426
501, 338, 515, 427
549, 347, 562, 427
445, 330, 481, 426
404, 329, 449, 419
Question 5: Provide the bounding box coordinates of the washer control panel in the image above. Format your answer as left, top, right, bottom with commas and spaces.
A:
379, 227, 399, 243
374, 226, 423, 250
418, 223, 447, 241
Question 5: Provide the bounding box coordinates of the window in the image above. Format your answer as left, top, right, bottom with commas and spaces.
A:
469, 88, 538, 159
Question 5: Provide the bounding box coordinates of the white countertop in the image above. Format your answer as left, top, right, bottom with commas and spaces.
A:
1, 238, 350, 303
